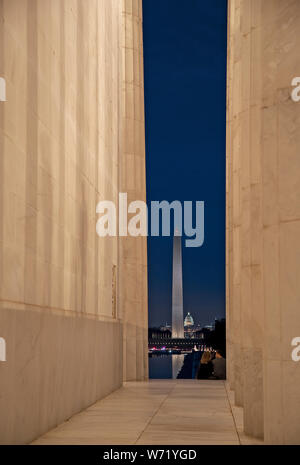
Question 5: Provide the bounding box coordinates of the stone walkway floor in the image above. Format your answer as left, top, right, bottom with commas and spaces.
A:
32, 380, 263, 445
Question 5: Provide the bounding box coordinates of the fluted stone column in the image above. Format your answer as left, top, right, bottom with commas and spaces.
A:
119, 0, 148, 382
226, 0, 234, 391
227, 0, 244, 408
261, 0, 300, 445
227, 0, 300, 444
172, 234, 184, 339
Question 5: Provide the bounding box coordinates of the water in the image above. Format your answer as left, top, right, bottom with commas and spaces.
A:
149, 353, 186, 379
149, 352, 203, 379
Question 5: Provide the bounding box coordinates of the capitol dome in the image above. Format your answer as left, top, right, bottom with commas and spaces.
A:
184, 312, 194, 327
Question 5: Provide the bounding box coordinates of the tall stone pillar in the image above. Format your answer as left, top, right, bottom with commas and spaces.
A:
261, 0, 300, 445
227, 0, 300, 444
227, 0, 244, 407
119, 0, 148, 381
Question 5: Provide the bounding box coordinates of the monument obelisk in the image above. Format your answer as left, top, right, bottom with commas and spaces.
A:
172, 231, 184, 338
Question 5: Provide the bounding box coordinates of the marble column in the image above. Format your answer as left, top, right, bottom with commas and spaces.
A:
227, 0, 300, 444
119, 0, 148, 382
172, 234, 184, 339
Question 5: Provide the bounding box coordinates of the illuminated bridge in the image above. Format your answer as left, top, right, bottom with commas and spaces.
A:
148, 338, 206, 350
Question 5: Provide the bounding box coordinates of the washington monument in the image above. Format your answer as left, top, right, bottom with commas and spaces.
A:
172, 231, 184, 338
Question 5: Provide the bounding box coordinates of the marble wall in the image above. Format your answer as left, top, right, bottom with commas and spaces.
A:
0, 0, 147, 444
227, 0, 300, 444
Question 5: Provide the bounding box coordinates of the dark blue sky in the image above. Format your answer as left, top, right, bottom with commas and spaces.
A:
143, 0, 227, 328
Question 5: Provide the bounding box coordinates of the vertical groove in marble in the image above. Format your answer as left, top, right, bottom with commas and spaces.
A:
228, 0, 244, 408
261, 0, 300, 445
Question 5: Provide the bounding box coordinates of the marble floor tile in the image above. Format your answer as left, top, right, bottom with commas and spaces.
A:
32, 380, 263, 445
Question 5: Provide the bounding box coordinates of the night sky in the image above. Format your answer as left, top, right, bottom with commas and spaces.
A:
143, 0, 228, 328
